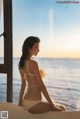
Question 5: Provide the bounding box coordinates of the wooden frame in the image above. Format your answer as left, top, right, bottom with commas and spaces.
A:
0, 0, 13, 102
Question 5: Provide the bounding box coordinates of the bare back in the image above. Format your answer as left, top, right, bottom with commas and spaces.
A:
23, 60, 42, 100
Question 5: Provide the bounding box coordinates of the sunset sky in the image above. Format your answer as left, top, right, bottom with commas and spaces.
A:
0, 0, 80, 58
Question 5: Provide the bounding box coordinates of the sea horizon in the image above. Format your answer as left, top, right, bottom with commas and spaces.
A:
0, 56, 80, 59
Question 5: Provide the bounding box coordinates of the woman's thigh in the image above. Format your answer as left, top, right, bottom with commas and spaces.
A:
28, 102, 52, 114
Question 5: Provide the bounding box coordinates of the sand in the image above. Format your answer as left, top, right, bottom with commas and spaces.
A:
0, 102, 80, 119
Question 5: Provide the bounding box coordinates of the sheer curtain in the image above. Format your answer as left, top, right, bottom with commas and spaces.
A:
0, 0, 2, 19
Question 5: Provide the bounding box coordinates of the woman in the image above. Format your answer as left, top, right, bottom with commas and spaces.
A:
18, 36, 66, 114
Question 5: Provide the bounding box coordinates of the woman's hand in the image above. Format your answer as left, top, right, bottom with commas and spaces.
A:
51, 104, 63, 111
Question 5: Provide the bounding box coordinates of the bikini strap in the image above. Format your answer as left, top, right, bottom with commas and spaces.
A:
26, 60, 30, 74
26, 60, 34, 76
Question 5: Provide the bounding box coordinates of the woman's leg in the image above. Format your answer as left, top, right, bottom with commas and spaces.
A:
28, 102, 52, 114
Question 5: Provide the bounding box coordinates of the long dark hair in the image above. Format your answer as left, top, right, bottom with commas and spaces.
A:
19, 36, 40, 68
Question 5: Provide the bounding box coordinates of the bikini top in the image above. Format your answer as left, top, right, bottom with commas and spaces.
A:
26, 61, 34, 77
25, 61, 40, 88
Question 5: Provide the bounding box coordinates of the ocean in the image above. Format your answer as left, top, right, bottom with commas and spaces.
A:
0, 58, 80, 111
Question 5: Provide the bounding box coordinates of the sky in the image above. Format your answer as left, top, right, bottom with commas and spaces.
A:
0, 0, 80, 58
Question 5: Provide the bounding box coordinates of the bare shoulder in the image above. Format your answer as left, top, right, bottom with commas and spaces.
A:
30, 60, 38, 67
28, 60, 39, 73
25, 59, 38, 72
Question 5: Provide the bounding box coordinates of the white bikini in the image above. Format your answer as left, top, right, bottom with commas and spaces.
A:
22, 61, 41, 110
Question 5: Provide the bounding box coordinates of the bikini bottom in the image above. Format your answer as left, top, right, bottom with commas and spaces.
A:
22, 99, 41, 110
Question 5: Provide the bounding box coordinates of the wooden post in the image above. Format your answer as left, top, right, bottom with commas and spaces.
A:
3, 0, 13, 102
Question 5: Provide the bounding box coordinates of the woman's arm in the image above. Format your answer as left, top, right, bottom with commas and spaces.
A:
32, 61, 58, 110
18, 69, 26, 106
